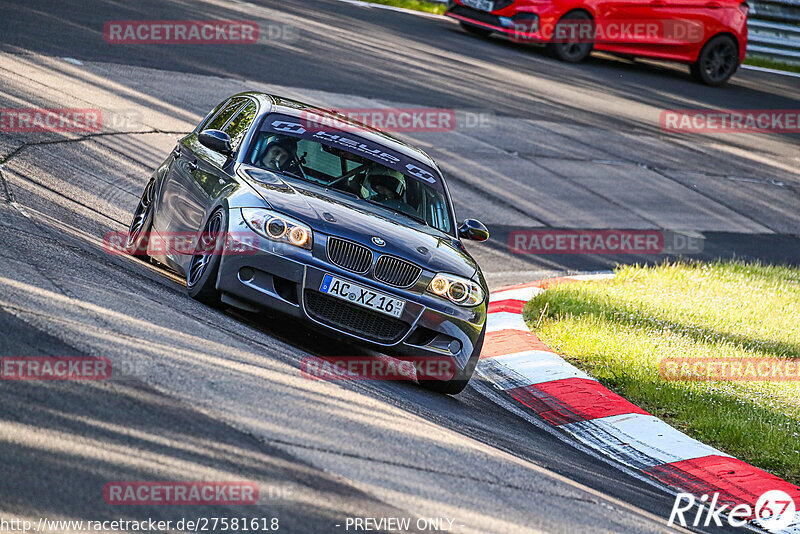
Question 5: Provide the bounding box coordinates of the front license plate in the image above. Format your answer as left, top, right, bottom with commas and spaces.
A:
320, 274, 406, 318
462, 0, 494, 12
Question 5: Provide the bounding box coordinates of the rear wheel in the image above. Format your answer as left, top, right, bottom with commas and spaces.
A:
460, 22, 492, 38
125, 179, 155, 258
546, 11, 594, 63
691, 35, 739, 86
417, 327, 485, 395
187, 208, 227, 306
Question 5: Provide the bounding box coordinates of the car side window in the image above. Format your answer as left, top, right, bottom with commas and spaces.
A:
206, 98, 246, 131
224, 101, 258, 152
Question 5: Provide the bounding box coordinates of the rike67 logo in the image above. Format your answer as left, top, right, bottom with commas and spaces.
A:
668, 490, 797, 531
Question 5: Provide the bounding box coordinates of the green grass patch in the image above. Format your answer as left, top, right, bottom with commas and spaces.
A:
360, 0, 447, 14
524, 261, 800, 484
744, 55, 800, 74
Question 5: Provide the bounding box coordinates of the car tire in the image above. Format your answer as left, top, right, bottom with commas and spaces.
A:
125, 179, 156, 259
546, 11, 594, 63
460, 22, 492, 38
187, 208, 227, 307
417, 327, 485, 395
691, 35, 739, 86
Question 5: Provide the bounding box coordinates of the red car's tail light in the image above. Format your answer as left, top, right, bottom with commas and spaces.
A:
739, 1, 749, 16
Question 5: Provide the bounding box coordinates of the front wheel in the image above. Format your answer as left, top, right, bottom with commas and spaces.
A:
125, 179, 155, 258
691, 35, 739, 86
546, 11, 594, 63
460, 22, 492, 38
417, 327, 485, 395
187, 208, 227, 306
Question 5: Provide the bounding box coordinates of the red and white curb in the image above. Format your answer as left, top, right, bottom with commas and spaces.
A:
478, 273, 800, 533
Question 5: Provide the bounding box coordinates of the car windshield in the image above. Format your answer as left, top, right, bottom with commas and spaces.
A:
246, 114, 453, 234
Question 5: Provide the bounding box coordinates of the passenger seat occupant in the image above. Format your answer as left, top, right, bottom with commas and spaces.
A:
259, 135, 298, 171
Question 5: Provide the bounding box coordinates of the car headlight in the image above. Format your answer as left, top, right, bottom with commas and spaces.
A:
241, 208, 313, 250
427, 273, 484, 307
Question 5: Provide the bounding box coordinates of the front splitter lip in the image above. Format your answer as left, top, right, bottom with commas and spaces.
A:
446, 11, 547, 43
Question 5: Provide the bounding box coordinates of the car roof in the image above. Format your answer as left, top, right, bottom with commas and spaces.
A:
234, 91, 441, 173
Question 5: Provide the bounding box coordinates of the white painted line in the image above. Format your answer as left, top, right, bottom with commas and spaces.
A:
486, 311, 529, 332
332, 0, 444, 18
742, 65, 800, 79
62, 57, 84, 66
489, 285, 544, 303
561, 413, 729, 469
479, 350, 594, 389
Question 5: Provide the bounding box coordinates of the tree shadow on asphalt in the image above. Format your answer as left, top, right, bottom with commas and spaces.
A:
0, 309, 422, 531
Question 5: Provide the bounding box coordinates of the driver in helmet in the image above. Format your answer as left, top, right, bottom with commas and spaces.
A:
259, 135, 298, 172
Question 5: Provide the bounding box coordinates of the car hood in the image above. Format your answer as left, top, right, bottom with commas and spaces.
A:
240, 167, 478, 280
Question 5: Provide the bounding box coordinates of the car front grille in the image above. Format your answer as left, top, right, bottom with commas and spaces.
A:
304, 291, 409, 344
305, 290, 409, 343
327, 237, 373, 274
450, 5, 502, 26
374, 255, 421, 288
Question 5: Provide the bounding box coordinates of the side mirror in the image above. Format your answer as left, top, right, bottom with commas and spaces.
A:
199, 129, 232, 156
458, 219, 490, 242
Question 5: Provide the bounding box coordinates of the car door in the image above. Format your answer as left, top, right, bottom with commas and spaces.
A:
595, 0, 658, 48
597, 0, 707, 55
644, 0, 712, 54
172, 99, 259, 272
156, 97, 247, 266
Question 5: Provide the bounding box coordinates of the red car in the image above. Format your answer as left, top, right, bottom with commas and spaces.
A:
445, 0, 748, 85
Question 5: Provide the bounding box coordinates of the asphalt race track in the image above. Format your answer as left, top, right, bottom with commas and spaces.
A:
0, 0, 799, 532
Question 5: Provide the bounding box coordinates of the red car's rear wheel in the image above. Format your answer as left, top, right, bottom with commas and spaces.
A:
691, 35, 739, 86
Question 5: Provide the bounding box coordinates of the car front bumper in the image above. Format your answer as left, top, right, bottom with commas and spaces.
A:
446, 1, 556, 44
216, 208, 487, 372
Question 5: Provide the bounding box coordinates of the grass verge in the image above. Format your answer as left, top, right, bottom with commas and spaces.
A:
524, 261, 800, 484
744, 55, 800, 74
360, 0, 447, 14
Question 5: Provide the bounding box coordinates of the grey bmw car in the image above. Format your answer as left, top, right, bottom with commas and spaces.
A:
126, 92, 490, 394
